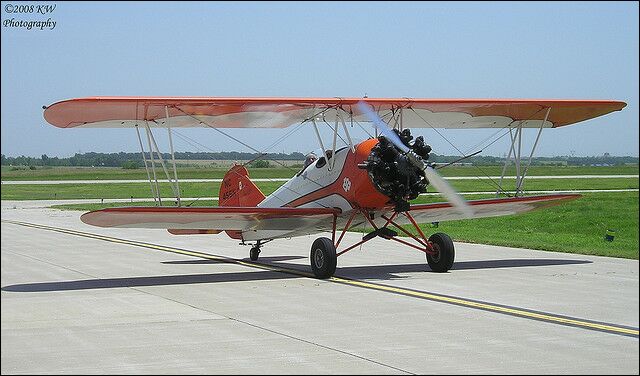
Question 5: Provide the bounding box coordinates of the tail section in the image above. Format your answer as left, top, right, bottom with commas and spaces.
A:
219, 165, 265, 240
219, 165, 266, 207
166, 165, 265, 238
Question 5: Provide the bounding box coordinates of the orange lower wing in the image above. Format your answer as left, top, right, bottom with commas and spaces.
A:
81, 206, 339, 231
402, 194, 580, 224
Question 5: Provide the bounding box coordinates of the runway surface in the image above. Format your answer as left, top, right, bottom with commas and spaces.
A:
1, 200, 638, 374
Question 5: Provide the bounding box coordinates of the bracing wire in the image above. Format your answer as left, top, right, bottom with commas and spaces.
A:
409, 105, 550, 197
169, 105, 348, 209
409, 107, 513, 196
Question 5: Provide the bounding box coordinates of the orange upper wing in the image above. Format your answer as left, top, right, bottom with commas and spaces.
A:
43, 97, 626, 129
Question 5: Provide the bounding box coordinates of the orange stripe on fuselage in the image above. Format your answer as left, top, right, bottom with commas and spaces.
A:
286, 139, 391, 210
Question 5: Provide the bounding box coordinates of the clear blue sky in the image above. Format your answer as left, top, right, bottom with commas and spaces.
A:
1, 1, 638, 158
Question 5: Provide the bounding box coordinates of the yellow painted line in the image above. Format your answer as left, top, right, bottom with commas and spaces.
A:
329, 277, 639, 337
1, 220, 316, 278
3, 219, 638, 338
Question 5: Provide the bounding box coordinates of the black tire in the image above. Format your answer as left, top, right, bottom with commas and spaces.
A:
426, 233, 455, 272
249, 247, 260, 261
310, 237, 337, 279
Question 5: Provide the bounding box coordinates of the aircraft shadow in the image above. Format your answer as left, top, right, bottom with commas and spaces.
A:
1, 258, 591, 293
1, 270, 301, 293
269, 258, 593, 279
453, 258, 593, 270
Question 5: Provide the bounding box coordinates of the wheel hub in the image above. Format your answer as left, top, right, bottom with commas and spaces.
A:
314, 248, 324, 268
430, 243, 441, 262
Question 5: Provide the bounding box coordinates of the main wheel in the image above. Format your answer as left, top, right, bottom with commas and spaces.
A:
426, 233, 455, 272
249, 247, 260, 261
310, 237, 337, 279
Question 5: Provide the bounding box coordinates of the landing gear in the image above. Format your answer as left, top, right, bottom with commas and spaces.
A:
426, 233, 455, 272
312, 210, 456, 278
310, 237, 337, 279
249, 246, 260, 261
249, 240, 262, 261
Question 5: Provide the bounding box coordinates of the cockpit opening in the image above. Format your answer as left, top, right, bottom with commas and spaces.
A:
304, 153, 317, 168
297, 152, 318, 176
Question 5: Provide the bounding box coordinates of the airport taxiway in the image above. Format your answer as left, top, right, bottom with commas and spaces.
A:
1, 200, 638, 374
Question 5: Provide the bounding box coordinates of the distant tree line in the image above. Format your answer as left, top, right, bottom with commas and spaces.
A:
1, 152, 637, 168
1, 151, 306, 168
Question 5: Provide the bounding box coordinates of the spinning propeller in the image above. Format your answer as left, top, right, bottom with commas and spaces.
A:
357, 101, 473, 217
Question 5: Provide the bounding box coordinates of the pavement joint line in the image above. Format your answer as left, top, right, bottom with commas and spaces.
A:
124, 282, 416, 375
2, 219, 638, 339
134, 286, 416, 375
225, 316, 416, 375
2, 248, 104, 280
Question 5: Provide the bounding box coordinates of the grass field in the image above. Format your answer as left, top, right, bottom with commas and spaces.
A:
2, 177, 637, 201
410, 192, 638, 259
2, 164, 638, 181
1, 181, 279, 200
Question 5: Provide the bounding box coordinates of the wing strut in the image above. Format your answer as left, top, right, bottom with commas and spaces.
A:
144, 121, 182, 204
517, 107, 550, 193
132, 116, 183, 206
135, 124, 160, 205
311, 117, 329, 166
330, 110, 339, 170
496, 107, 551, 196
143, 121, 162, 205
337, 110, 355, 153
166, 106, 181, 206
496, 127, 518, 196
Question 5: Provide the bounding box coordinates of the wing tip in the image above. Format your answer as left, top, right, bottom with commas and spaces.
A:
80, 210, 110, 227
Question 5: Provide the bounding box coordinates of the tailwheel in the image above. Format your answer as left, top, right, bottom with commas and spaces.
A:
426, 233, 455, 272
310, 237, 337, 279
249, 246, 260, 261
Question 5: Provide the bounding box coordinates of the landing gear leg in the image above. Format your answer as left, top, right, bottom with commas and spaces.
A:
249, 240, 262, 261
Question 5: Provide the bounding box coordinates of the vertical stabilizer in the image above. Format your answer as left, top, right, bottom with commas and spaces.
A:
219, 165, 266, 240
219, 165, 266, 207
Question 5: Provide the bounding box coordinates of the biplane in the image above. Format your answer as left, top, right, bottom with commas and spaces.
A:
43, 97, 626, 278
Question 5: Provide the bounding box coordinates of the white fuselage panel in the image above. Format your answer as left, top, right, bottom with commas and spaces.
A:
258, 148, 350, 209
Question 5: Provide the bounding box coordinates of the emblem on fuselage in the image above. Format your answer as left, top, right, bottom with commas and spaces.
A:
342, 177, 351, 193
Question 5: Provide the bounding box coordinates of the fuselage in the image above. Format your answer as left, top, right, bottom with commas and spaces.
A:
258, 138, 391, 213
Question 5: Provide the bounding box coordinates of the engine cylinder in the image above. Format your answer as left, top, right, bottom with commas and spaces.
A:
361, 129, 431, 210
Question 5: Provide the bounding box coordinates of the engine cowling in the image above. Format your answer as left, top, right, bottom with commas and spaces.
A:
360, 129, 431, 211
